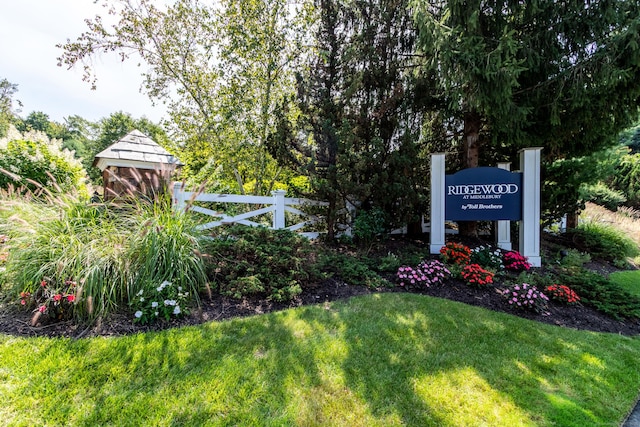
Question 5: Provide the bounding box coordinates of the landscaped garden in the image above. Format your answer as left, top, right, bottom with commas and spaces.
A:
1, 190, 640, 426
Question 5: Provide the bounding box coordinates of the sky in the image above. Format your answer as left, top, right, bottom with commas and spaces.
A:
0, 0, 166, 124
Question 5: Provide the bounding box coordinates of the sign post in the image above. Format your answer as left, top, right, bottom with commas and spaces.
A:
496, 162, 512, 251
429, 149, 542, 267
519, 148, 542, 267
430, 153, 446, 253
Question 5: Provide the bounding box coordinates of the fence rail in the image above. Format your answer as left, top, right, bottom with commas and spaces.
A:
172, 183, 329, 238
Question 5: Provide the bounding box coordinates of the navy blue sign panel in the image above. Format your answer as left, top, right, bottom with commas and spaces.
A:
445, 167, 522, 221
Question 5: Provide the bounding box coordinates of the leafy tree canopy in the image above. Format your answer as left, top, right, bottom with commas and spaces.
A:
58, 0, 313, 195
0, 78, 21, 138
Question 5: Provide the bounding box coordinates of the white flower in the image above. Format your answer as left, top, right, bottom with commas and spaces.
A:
178, 286, 183, 291
160, 280, 171, 288
134, 311, 143, 318
139, 297, 145, 302
156, 286, 163, 292
154, 311, 159, 316
164, 299, 176, 306
137, 289, 144, 296
151, 301, 158, 308
173, 306, 181, 315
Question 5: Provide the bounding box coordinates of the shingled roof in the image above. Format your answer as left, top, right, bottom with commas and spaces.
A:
93, 129, 182, 171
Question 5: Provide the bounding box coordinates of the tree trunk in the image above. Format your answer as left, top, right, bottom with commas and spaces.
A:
459, 110, 482, 237
566, 211, 579, 230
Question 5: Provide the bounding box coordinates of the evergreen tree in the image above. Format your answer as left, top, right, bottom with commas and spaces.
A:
270, 0, 434, 238
413, 0, 640, 231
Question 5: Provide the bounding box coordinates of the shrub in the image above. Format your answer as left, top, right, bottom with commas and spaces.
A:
126, 195, 207, 305
579, 182, 627, 211
318, 252, 389, 288
396, 260, 450, 289
353, 207, 386, 247
440, 242, 471, 265
470, 245, 504, 270
612, 153, 640, 207
501, 283, 549, 313
557, 249, 591, 267
503, 251, 531, 272
567, 221, 640, 264
0, 130, 88, 195
460, 264, 494, 286
3, 194, 207, 322
130, 280, 190, 324
203, 226, 321, 301
556, 267, 640, 319
545, 284, 581, 304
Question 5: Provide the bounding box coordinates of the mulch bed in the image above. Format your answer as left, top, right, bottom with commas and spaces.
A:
2, 269, 639, 338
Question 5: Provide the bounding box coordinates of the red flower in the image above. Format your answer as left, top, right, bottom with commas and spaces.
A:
41, 280, 47, 287
53, 294, 62, 302
38, 305, 46, 313
66, 295, 76, 303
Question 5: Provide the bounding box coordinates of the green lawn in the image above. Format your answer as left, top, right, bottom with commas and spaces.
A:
2, 293, 640, 426
610, 270, 640, 298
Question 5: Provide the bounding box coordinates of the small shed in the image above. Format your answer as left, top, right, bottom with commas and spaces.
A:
93, 129, 182, 199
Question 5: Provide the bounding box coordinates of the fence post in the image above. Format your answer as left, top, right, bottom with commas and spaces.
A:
173, 182, 186, 212
272, 190, 286, 229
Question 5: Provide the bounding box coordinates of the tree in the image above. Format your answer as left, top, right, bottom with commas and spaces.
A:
269, 0, 435, 238
619, 120, 640, 154
58, 0, 312, 194
0, 78, 21, 138
413, 0, 640, 232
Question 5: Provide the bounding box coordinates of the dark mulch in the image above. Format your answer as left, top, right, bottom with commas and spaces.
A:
2, 267, 639, 338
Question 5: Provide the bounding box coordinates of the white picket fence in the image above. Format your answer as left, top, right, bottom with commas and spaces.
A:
172, 182, 329, 238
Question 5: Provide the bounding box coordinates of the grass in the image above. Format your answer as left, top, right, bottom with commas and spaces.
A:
0, 193, 207, 320
2, 293, 640, 426
610, 270, 640, 298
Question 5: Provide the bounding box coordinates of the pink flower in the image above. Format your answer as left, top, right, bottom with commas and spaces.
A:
38, 305, 46, 313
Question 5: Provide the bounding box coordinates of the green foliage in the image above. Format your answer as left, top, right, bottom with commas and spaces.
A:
542, 149, 622, 225
1, 194, 206, 322
270, 0, 431, 237
352, 207, 386, 248
202, 226, 319, 301
619, 120, 640, 154
556, 267, 640, 320
609, 270, 640, 298
557, 249, 591, 268
470, 245, 504, 270
414, 0, 640, 223
612, 153, 640, 208
0, 131, 88, 195
317, 252, 390, 288
0, 78, 20, 138
376, 252, 402, 273
60, 0, 308, 195
126, 195, 207, 304
579, 182, 627, 211
130, 280, 191, 324
567, 221, 640, 264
